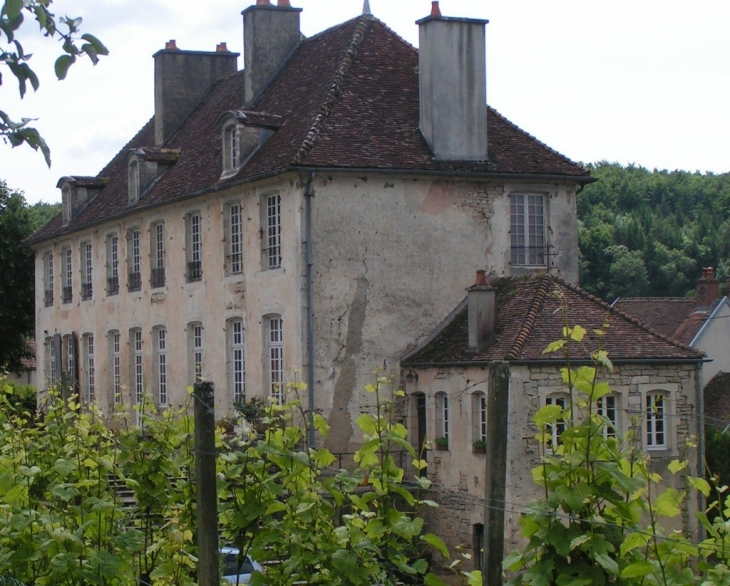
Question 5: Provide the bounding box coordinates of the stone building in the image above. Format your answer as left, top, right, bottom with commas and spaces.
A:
26, 1, 591, 451
401, 272, 704, 569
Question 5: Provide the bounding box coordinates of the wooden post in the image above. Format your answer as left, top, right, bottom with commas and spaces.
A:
483, 361, 510, 586
194, 381, 219, 586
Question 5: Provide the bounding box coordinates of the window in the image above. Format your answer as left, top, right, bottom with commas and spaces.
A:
228, 318, 246, 403
186, 212, 203, 282
597, 394, 618, 439
263, 194, 281, 269
62, 333, 76, 388
62, 186, 71, 226
265, 315, 284, 402
45, 336, 57, 388
435, 392, 449, 445
155, 327, 168, 406
645, 392, 667, 450
43, 251, 54, 307
128, 159, 139, 204
128, 228, 142, 292
83, 334, 95, 404
223, 123, 239, 171
546, 394, 568, 450
510, 194, 546, 266
226, 202, 243, 275
81, 241, 93, 300
131, 328, 143, 408
62, 246, 73, 303
106, 234, 119, 295
151, 222, 165, 288
472, 391, 487, 444
188, 322, 204, 383
109, 331, 122, 405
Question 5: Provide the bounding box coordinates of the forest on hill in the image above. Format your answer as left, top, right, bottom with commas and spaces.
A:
577, 162, 730, 302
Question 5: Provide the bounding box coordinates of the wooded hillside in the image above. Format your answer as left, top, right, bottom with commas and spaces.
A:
578, 162, 730, 301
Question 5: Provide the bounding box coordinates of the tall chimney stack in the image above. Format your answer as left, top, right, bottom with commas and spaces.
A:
467, 270, 496, 351
417, 6, 488, 161
696, 267, 720, 309
242, 2, 302, 105
154, 43, 238, 146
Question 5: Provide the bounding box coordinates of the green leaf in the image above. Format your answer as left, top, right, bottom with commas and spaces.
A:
421, 533, 449, 558
621, 560, 655, 578
81, 33, 109, 56
2, 0, 22, 19
620, 531, 649, 556
55, 54, 75, 80
688, 476, 711, 497
594, 553, 619, 576
424, 573, 448, 586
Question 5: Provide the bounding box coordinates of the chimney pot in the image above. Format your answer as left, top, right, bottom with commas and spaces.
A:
431, 1, 442, 17
278, 0, 291, 6
467, 270, 496, 351
474, 269, 488, 286
697, 266, 720, 308
707, 267, 714, 279
165, 39, 178, 50
256, 0, 271, 4
216, 42, 228, 52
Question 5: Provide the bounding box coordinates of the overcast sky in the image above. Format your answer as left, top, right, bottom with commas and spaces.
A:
2, 0, 729, 204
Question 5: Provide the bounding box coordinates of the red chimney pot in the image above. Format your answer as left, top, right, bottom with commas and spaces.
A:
474, 269, 488, 287
216, 42, 228, 52
256, 0, 271, 5
431, 1, 442, 17
165, 39, 178, 50
278, 0, 291, 6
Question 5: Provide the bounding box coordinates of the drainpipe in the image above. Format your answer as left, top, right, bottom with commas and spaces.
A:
696, 364, 705, 540
305, 172, 316, 448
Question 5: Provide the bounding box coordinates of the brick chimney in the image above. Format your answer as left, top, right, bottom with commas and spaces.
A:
467, 270, 496, 351
417, 3, 488, 161
153, 42, 239, 146
696, 267, 720, 309
242, 1, 302, 105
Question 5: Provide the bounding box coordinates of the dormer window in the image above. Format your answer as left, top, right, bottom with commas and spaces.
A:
128, 158, 140, 205
222, 122, 241, 173
61, 186, 71, 226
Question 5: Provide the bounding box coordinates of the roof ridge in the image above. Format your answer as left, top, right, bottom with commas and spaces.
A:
558, 277, 703, 356
487, 106, 587, 175
505, 274, 553, 360
290, 15, 372, 165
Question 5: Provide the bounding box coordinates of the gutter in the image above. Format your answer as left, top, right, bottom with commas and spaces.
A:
24, 166, 594, 247
304, 172, 316, 448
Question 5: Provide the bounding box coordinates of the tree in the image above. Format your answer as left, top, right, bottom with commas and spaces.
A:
1, 0, 108, 165
0, 180, 36, 371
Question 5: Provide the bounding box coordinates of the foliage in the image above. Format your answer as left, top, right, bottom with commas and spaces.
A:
1, 0, 108, 164
705, 426, 730, 509
0, 377, 36, 419
502, 321, 730, 586
233, 395, 267, 423
434, 436, 449, 447
579, 162, 730, 300
472, 440, 486, 450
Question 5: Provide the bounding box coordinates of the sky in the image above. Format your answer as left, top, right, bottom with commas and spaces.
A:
1, 0, 729, 204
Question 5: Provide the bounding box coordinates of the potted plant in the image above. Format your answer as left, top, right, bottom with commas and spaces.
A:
435, 436, 449, 451
472, 439, 486, 454
234, 396, 268, 432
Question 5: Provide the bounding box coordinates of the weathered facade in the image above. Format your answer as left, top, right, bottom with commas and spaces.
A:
27, 2, 591, 454
402, 274, 704, 566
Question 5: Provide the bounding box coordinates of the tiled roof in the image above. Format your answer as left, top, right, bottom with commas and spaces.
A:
402, 275, 704, 365
614, 297, 721, 345
27, 15, 589, 245
704, 372, 730, 431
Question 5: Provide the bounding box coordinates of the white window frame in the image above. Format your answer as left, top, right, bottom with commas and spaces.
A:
597, 393, 619, 439
62, 186, 71, 226
106, 233, 119, 296
45, 336, 57, 388
188, 322, 204, 383
435, 392, 449, 443
262, 194, 282, 270
223, 123, 240, 172
510, 193, 546, 267
155, 327, 168, 406
128, 159, 139, 204
131, 328, 144, 407
109, 330, 122, 405
128, 228, 142, 292
228, 318, 246, 404
265, 315, 284, 403
472, 391, 487, 444
186, 212, 203, 282
226, 202, 243, 276
83, 333, 95, 404
151, 221, 165, 288
81, 241, 93, 300
638, 384, 676, 452
545, 393, 569, 451
43, 250, 54, 307
62, 333, 75, 388
62, 245, 73, 303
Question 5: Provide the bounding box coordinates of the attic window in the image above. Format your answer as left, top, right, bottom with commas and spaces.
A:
128, 159, 140, 204
222, 122, 240, 173
61, 186, 71, 226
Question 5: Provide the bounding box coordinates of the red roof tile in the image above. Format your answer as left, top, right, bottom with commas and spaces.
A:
27, 15, 589, 245
402, 275, 704, 365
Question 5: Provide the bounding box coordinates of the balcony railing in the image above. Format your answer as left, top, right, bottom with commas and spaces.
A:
81, 282, 93, 300
187, 261, 202, 283
107, 276, 119, 296
128, 272, 142, 292
62, 286, 73, 304
44, 290, 53, 307
151, 267, 166, 288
